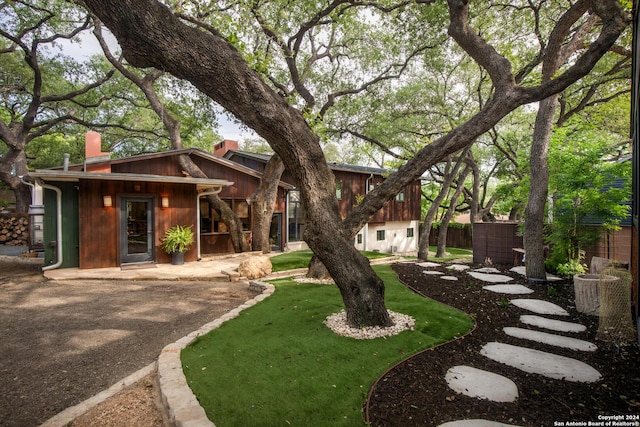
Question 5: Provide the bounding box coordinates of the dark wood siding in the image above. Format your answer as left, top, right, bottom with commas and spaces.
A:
334, 170, 421, 224
78, 179, 198, 268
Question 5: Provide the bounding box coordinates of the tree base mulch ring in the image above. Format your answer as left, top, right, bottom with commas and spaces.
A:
365, 262, 640, 427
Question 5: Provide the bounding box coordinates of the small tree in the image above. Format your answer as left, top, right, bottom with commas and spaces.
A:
545, 121, 631, 274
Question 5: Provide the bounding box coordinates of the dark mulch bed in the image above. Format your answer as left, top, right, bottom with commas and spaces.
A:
365, 261, 640, 427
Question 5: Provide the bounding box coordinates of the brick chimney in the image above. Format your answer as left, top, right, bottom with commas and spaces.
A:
85, 131, 111, 172
213, 139, 238, 157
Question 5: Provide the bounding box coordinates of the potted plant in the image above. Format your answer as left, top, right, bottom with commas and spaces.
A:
161, 225, 194, 265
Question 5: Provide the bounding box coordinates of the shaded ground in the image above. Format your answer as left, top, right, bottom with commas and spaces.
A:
0, 260, 258, 427
366, 262, 640, 426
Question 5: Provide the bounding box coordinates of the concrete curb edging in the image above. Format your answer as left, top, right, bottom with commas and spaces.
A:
157, 280, 275, 427
40, 362, 157, 427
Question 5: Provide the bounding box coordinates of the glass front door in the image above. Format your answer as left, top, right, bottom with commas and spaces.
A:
121, 197, 154, 264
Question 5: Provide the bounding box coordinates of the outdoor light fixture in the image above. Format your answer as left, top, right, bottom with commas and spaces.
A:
103, 195, 113, 207
161, 196, 169, 209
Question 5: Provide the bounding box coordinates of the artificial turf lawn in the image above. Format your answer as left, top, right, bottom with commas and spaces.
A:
181, 264, 472, 426
270, 249, 391, 272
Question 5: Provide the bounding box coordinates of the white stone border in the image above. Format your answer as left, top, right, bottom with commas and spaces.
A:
157, 280, 275, 427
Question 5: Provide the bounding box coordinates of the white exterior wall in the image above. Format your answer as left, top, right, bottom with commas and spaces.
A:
354, 220, 419, 254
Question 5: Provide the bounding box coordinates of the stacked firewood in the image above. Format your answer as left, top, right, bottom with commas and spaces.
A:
0, 215, 29, 246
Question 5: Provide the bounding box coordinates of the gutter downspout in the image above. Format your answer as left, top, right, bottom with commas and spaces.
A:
196, 186, 224, 260
36, 179, 63, 271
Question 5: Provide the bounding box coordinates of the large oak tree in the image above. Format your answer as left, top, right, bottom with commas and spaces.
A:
80, 0, 627, 328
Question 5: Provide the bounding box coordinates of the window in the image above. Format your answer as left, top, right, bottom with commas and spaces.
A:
357, 234, 362, 244
336, 182, 342, 200
199, 199, 251, 233
407, 228, 414, 237
395, 191, 405, 202
288, 191, 305, 242
376, 230, 385, 241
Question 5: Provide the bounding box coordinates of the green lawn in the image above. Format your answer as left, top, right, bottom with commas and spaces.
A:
181, 264, 472, 426
270, 247, 472, 272
270, 249, 392, 272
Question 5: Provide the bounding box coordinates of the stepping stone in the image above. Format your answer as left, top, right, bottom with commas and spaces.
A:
480, 342, 601, 383
519, 315, 586, 333
417, 262, 441, 268
445, 365, 518, 402
441, 276, 459, 281
483, 285, 533, 295
473, 267, 501, 273
439, 421, 522, 427
448, 264, 470, 271
468, 272, 514, 283
509, 266, 563, 282
510, 299, 569, 316
424, 270, 445, 275
503, 327, 597, 351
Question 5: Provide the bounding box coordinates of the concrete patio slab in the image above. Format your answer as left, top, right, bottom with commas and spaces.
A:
439, 420, 522, 427
445, 365, 519, 402
468, 272, 514, 283
519, 315, 586, 333
483, 285, 534, 295
503, 327, 597, 351
510, 299, 569, 316
480, 342, 601, 383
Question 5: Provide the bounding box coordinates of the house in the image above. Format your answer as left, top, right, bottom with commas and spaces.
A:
28, 134, 421, 270
217, 140, 422, 254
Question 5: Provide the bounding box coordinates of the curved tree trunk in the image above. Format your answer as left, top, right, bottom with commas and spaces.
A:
307, 255, 331, 279
82, 0, 626, 328
524, 2, 596, 280
436, 165, 470, 258
177, 155, 249, 252
524, 95, 555, 280
250, 154, 284, 253
418, 149, 469, 260
0, 146, 30, 213
96, 24, 251, 253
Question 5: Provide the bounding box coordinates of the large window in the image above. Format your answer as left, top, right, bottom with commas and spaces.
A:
288, 191, 305, 242
200, 199, 250, 233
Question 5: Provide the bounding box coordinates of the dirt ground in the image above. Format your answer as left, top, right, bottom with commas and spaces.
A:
0, 260, 258, 427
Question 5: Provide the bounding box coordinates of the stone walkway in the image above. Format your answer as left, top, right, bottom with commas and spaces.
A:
419, 263, 601, 427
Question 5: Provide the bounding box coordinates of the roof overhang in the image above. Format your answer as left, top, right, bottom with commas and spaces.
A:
27, 170, 234, 192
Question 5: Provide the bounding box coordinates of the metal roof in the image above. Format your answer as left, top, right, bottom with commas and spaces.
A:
27, 170, 234, 191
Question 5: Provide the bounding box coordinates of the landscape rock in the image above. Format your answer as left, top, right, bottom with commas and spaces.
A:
237, 256, 273, 279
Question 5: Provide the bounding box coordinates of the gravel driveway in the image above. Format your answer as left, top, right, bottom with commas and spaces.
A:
0, 260, 258, 427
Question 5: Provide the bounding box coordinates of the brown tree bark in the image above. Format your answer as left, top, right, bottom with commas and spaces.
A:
436, 164, 471, 258
81, 0, 627, 327
0, 147, 31, 212
418, 149, 469, 260
524, 1, 598, 280
95, 23, 249, 253
250, 154, 285, 253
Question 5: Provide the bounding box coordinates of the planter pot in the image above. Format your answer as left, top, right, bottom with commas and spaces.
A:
573, 273, 619, 316
171, 251, 185, 266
